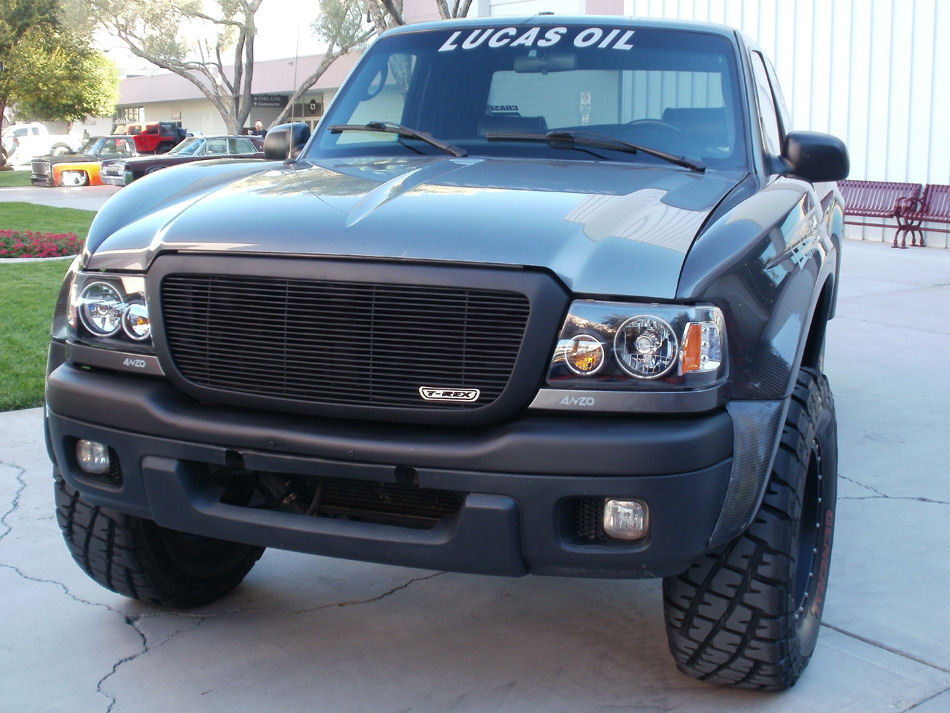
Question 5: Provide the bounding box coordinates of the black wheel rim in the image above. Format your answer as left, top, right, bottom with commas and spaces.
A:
794, 447, 822, 618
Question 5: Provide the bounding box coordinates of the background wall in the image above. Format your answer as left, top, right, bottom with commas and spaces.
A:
487, 0, 950, 185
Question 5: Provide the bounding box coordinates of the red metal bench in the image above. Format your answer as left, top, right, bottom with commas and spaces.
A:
897, 184, 950, 248
837, 180, 922, 247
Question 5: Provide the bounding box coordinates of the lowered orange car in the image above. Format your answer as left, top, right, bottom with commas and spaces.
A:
30, 136, 138, 187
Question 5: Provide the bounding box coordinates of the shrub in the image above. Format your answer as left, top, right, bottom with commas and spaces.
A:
0, 229, 83, 258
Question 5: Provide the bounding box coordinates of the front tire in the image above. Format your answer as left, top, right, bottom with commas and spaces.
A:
54, 475, 264, 607
662, 368, 837, 689
59, 170, 89, 187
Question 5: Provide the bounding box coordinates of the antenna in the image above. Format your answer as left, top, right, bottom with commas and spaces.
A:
291, 22, 299, 124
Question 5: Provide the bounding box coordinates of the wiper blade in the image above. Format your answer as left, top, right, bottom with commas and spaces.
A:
328, 121, 467, 158
486, 129, 705, 173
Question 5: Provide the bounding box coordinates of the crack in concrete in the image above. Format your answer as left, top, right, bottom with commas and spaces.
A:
0, 457, 445, 712
2, 548, 443, 713
0, 558, 148, 713
95, 571, 445, 712
135, 570, 448, 622
97, 616, 149, 713
839, 474, 950, 505
899, 684, 950, 713
837, 312, 950, 337
821, 622, 950, 675
0, 460, 27, 545
0, 459, 147, 713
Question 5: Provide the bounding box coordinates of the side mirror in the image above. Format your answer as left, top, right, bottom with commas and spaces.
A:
782, 131, 849, 182
263, 122, 312, 160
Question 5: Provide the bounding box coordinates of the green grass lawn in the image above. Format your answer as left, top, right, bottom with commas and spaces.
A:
1, 202, 95, 240
0, 260, 71, 411
0, 170, 32, 187
0, 202, 95, 410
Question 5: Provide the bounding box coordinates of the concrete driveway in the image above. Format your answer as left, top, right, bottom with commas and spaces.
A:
0, 183, 121, 212
1, 239, 948, 713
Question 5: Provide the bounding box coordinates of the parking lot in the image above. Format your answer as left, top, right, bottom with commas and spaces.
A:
1, 234, 949, 712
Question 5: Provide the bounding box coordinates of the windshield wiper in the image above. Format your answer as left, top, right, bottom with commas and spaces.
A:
328, 121, 467, 158
486, 129, 705, 173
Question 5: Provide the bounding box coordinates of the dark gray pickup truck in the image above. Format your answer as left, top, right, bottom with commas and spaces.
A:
45, 16, 848, 689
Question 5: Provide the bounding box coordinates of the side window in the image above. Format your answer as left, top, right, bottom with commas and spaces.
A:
763, 56, 790, 133
750, 51, 782, 156
227, 138, 256, 153
205, 139, 227, 155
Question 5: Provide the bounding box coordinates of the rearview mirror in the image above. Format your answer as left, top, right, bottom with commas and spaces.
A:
514, 53, 577, 74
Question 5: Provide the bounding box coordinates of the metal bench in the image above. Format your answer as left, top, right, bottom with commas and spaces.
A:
896, 184, 950, 248
837, 180, 923, 247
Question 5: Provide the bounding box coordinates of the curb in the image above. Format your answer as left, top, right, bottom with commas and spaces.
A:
0, 255, 75, 264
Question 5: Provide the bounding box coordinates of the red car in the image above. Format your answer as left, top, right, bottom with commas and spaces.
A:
116, 121, 189, 154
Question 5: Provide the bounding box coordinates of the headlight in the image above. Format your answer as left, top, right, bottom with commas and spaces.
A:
68, 273, 152, 348
78, 282, 124, 336
614, 315, 678, 378
547, 301, 726, 390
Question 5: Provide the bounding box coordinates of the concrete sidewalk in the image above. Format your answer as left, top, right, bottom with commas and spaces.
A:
1, 239, 948, 713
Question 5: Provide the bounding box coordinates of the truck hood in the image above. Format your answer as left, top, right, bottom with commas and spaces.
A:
41, 153, 100, 164
90, 156, 743, 298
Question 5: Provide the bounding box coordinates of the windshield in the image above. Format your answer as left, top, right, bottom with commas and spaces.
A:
309, 24, 746, 168
79, 138, 100, 154
168, 137, 204, 156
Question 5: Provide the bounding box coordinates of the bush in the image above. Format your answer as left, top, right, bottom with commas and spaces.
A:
0, 229, 83, 258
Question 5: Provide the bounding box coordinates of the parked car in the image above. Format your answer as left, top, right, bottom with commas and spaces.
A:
113, 121, 189, 154
46, 18, 848, 691
1, 122, 84, 165
99, 135, 264, 186
30, 136, 139, 187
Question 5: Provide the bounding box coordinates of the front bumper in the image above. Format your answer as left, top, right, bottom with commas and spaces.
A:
99, 167, 127, 186
30, 163, 54, 186
45, 348, 777, 579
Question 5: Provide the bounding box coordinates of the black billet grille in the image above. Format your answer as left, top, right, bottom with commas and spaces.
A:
161, 274, 530, 409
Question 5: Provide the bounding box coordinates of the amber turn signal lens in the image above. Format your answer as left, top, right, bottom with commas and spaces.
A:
564, 334, 605, 375
682, 322, 703, 373
681, 320, 723, 374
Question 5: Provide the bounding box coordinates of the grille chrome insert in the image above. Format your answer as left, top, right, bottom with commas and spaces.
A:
161, 273, 531, 410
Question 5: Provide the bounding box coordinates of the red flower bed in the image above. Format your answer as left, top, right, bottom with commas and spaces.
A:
0, 230, 83, 258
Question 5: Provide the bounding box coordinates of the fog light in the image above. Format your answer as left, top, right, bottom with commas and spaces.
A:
76, 440, 110, 474
603, 499, 649, 540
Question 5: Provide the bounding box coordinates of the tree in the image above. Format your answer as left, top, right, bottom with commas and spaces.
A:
79, 0, 374, 134
268, 0, 373, 126
365, 0, 473, 30
77, 0, 263, 134
5, 30, 118, 124
0, 0, 60, 133
268, 0, 474, 125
